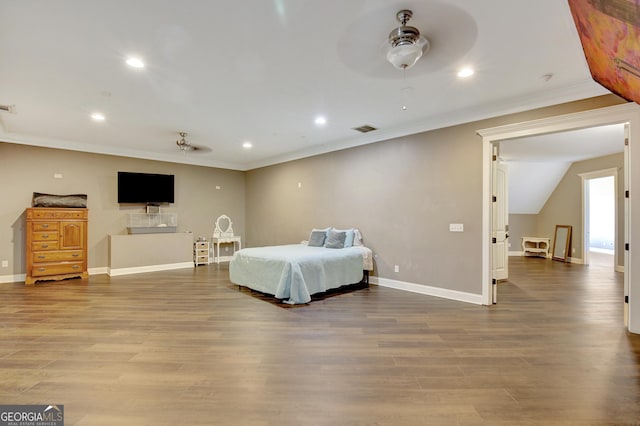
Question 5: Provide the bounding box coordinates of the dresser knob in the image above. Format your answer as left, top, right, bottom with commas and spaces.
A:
38, 255, 45, 259
72, 253, 79, 257
38, 268, 45, 272
72, 265, 80, 269
41, 244, 49, 248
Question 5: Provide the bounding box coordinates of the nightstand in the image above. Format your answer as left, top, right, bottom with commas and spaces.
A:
194, 240, 210, 266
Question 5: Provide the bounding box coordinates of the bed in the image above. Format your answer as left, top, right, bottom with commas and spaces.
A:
229, 228, 373, 304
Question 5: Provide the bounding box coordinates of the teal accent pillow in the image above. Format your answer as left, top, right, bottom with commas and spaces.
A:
324, 230, 346, 249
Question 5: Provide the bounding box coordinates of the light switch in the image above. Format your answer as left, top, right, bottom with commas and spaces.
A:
449, 223, 464, 232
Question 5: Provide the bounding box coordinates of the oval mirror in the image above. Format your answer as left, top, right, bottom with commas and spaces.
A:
214, 214, 234, 238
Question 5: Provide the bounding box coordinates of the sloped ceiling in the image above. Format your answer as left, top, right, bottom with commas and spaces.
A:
501, 123, 625, 214
0, 0, 609, 170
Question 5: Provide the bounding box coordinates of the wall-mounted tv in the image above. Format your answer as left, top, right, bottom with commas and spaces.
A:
117, 171, 175, 204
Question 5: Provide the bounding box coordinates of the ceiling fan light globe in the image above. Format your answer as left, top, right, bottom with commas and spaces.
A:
387, 44, 423, 70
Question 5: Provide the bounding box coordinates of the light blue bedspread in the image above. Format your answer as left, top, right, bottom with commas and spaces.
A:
229, 244, 364, 304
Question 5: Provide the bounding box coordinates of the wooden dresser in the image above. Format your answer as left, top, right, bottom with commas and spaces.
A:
25, 207, 88, 285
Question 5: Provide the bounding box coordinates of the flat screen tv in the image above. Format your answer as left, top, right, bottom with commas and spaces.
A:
117, 171, 175, 204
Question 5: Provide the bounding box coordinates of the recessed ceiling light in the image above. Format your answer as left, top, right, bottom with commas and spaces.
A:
126, 57, 145, 69
91, 112, 105, 121
242, 142, 253, 149
457, 67, 474, 78
314, 116, 327, 125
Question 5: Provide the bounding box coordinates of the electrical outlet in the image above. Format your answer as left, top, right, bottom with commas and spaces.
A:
394, 265, 399, 273
449, 223, 464, 232
1, 260, 8, 268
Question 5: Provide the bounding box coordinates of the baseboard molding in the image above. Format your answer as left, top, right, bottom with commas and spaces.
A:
616, 265, 624, 273
0, 273, 26, 284
108, 262, 194, 277
369, 276, 483, 305
509, 251, 523, 256
89, 267, 109, 276
568, 256, 583, 264
1, 264, 190, 284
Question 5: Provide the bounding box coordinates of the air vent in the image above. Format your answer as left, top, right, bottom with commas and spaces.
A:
352, 124, 377, 133
0, 104, 16, 113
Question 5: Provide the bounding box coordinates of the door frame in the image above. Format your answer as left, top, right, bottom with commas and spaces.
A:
578, 168, 619, 268
478, 102, 640, 333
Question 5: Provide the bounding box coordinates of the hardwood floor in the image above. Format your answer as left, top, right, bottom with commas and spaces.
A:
1, 258, 639, 425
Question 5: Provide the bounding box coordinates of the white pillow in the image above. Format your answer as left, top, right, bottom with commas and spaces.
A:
352, 228, 363, 246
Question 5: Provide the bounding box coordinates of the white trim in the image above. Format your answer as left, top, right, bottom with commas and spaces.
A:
578, 168, 619, 267
88, 267, 109, 276
369, 276, 483, 305
1, 264, 188, 283
0, 273, 26, 284
509, 251, 524, 256
108, 262, 193, 277
617, 265, 625, 273
478, 102, 640, 333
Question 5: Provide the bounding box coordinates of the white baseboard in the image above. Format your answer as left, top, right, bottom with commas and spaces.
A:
89, 267, 109, 276
108, 262, 194, 277
509, 251, 523, 256
616, 265, 624, 273
0, 273, 26, 284
369, 276, 483, 305
1, 264, 191, 284
568, 256, 583, 264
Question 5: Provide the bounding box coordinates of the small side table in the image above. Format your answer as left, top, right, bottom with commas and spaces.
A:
212, 236, 241, 263
194, 240, 210, 266
521, 237, 551, 258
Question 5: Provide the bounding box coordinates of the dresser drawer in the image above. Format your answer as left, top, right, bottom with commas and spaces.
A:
31, 241, 60, 251
28, 209, 88, 219
32, 222, 59, 232
31, 262, 84, 277
33, 250, 84, 263
31, 231, 59, 242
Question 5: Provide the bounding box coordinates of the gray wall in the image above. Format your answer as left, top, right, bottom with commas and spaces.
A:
535, 153, 625, 264
508, 153, 624, 267
246, 95, 625, 296
1, 95, 624, 293
508, 214, 539, 251
0, 143, 245, 277
246, 128, 483, 294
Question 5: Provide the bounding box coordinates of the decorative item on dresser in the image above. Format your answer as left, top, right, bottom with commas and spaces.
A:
25, 208, 88, 285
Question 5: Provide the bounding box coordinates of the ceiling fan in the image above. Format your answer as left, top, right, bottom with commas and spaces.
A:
176, 132, 206, 153
386, 9, 430, 70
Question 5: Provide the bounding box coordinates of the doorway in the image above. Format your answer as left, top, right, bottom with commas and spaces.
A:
478, 102, 640, 333
580, 169, 618, 270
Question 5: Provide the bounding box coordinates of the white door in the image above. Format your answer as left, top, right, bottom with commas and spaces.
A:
624, 123, 630, 327
492, 148, 509, 303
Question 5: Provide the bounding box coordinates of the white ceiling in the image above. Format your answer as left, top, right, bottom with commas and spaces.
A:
501, 123, 625, 214
0, 0, 611, 171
